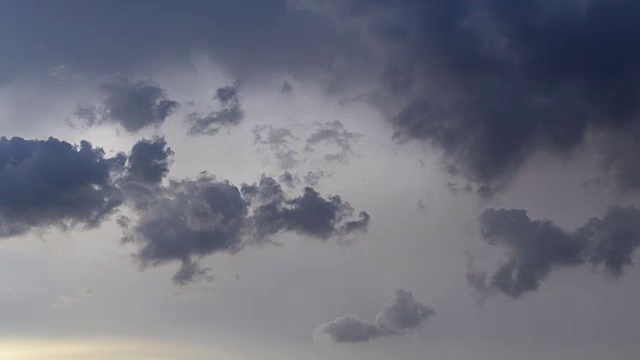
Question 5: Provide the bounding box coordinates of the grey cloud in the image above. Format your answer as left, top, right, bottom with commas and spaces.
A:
469, 206, 640, 299
0, 137, 124, 237
126, 137, 174, 185
315, 0, 640, 194
122, 175, 369, 284
186, 84, 244, 136
317, 315, 383, 343
244, 177, 370, 241
0, 1, 345, 83
304, 170, 326, 186
316, 289, 435, 343
305, 120, 361, 163
281, 81, 293, 94
252, 125, 300, 169
77, 78, 179, 133
279, 171, 299, 189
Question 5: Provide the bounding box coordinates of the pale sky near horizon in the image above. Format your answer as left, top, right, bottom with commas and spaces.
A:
2, 1, 640, 359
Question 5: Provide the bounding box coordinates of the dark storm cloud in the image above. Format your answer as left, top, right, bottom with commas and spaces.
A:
121, 176, 248, 284
311, 0, 640, 194
316, 289, 435, 343
469, 206, 640, 299
76, 78, 179, 133
305, 120, 361, 163
0, 0, 345, 83
122, 175, 369, 284
0, 137, 125, 237
186, 84, 244, 136
126, 137, 174, 184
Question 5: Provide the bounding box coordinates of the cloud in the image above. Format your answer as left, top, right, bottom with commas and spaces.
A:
77, 78, 179, 133
0, 1, 345, 83
303, 170, 327, 186
279, 171, 299, 188
125, 137, 174, 185
53, 288, 94, 309
121, 175, 369, 284
469, 207, 640, 299
316, 289, 435, 343
281, 81, 293, 94
252, 125, 300, 169
186, 84, 244, 136
0, 137, 125, 237
308, 0, 640, 194
244, 177, 370, 241
305, 120, 361, 163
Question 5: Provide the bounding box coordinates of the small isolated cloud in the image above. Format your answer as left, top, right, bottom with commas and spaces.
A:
468, 207, 640, 299
0, 137, 125, 237
281, 81, 293, 94
54, 288, 94, 309
279, 171, 299, 189
186, 84, 244, 136
252, 125, 300, 169
303, 170, 327, 186
316, 289, 435, 343
305, 120, 361, 163
76, 78, 179, 133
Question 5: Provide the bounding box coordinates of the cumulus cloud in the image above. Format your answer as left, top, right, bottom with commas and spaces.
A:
121, 175, 369, 284
125, 137, 174, 185
186, 84, 244, 136
76, 78, 179, 132
0, 137, 125, 237
316, 289, 435, 343
469, 207, 640, 299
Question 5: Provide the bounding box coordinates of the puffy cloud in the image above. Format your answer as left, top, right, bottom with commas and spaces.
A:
245, 177, 370, 241
186, 84, 244, 136
77, 78, 179, 132
316, 289, 435, 343
0, 137, 124, 237
122, 175, 369, 284
469, 207, 640, 299
125, 137, 174, 185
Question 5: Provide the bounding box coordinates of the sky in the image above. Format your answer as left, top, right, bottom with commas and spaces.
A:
1, 0, 640, 359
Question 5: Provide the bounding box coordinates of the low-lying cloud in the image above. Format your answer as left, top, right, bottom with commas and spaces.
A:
468, 207, 640, 299
316, 289, 435, 343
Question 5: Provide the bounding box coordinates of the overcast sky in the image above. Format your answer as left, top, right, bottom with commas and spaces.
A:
2, 1, 640, 359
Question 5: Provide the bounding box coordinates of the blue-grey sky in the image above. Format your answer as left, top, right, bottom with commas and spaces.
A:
2, 1, 640, 359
